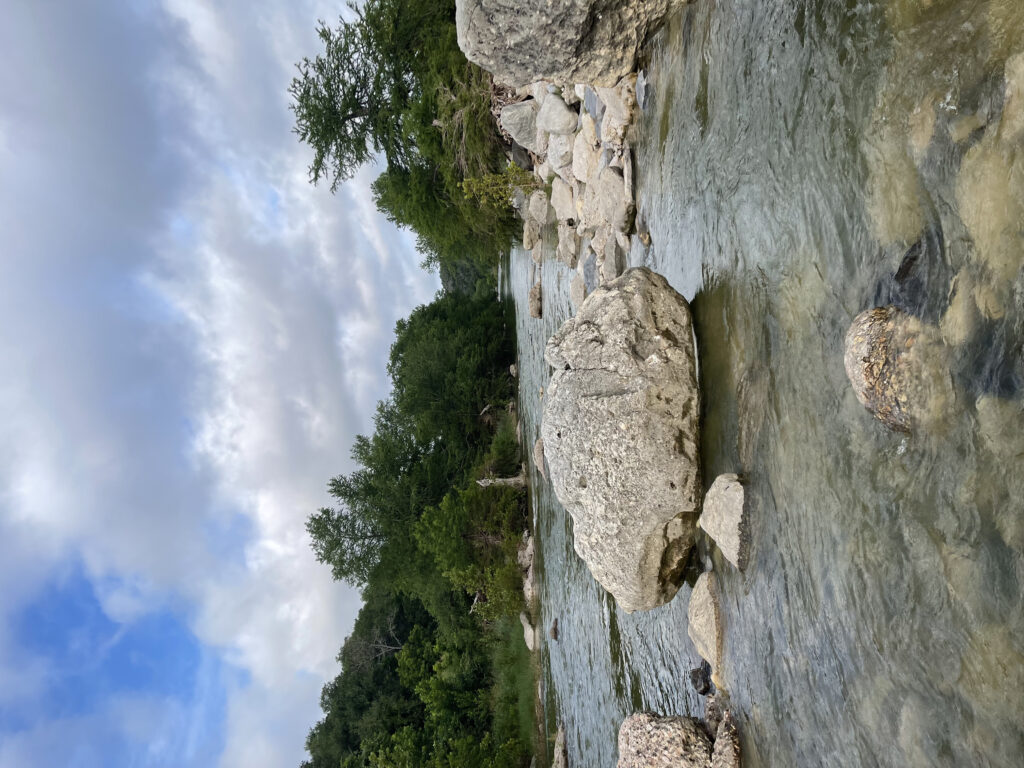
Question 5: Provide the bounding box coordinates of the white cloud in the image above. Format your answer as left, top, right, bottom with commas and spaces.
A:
0, 0, 441, 765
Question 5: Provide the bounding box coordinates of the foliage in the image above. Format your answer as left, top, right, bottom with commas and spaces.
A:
302, 291, 533, 768
291, 0, 517, 279
461, 164, 542, 211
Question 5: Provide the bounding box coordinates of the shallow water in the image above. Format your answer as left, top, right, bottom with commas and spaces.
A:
512, 1, 1024, 766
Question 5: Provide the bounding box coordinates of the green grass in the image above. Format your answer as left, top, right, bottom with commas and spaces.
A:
489, 614, 538, 756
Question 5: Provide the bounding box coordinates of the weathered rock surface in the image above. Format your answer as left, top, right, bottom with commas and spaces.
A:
456, 0, 681, 88
551, 177, 576, 222
548, 132, 576, 170
688, 572, 722, 674
570, 272, 587, 308
843, 306, 953, 432
537, 94, 579, 135
711, 711, 741, 768
520, 611, 538, 652
552, 725, 568, 768
528, 190, 554, 226
529, 281, 543, 318
557, 224, 579, 268
698, 474, 748, 570
541, 268, 700, 612
617, 712, 713, 768
500, 100, 541, 153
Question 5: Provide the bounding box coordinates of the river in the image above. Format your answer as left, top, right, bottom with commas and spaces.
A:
509, 1, 1024, 766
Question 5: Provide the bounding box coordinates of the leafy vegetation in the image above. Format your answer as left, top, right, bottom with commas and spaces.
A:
290, 0, 521, 284
301, 291, 535, 768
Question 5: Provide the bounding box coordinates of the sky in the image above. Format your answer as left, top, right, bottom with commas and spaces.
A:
0, 2, 440, 766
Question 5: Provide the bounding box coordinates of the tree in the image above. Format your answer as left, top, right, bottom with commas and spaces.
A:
289, 0, 455, 190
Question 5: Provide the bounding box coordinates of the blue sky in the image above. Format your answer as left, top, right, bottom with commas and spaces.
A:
0, 1, 440, 766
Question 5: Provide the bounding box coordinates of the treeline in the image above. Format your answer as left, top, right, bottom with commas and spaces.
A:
301, 292, 534, 768
290, 0, 518, 290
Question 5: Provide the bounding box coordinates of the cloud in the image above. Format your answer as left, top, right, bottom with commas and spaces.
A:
0, 0, 440, 765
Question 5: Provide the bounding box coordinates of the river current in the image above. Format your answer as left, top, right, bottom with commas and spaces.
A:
509, 1, 1024, 766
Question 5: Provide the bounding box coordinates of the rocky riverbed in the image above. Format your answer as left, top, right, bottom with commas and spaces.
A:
484, 0, 1024, 766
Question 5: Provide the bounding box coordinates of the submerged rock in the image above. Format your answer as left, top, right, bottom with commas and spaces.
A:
456, 0, 681, 87
618, 712, 713, 768
698, 474, 748, 570
843, 306, 953, 432
541, 267, 700, 612
687, 572, 722, 675
529, 281, 543, 319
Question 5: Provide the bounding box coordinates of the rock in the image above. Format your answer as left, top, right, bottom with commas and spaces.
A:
500, 100, 541, 153
598, 75, 638, 145
689, 660, 713, 696
704, 695, 724, 735
534, 127, 550, 157
711, 711, 741, 768
939, 269, 980, 346
510, 364, 518, 378
551, 177, 576, 222
541, 268, 701, 612
687, 572, 722, 673
582, 166, 634, 233
523, 561, 538, 605
956, 129, 1024, 289
533, 438, 546, 479
570, 273, 587, 308
617, 712, 713, 768
1002, 52, 1024, 143
557, 223, 580, 268
528, 190, 554, 226
843, 306, 954, 432
573, 130, 600, 183
862, 124, 925, 245
517, 532, 535, 569
948, 112, 986, 144
552, 725, 568, 768
456, 0, 681, 88
698, 474, 749, 570
547, 132, 576, 170
523, 217, 541, 250
529, 281, 543, 318
549, 617, 559, 640
537, 94, 579, 135
520, 611, 538, 652
535, 161, 554, 183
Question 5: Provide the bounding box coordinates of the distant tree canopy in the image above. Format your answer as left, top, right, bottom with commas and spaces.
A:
290, 0, 518, 280
301, 291, 531, 768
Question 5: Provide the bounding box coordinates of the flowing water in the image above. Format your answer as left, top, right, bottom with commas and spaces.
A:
510, 1, 1024, 766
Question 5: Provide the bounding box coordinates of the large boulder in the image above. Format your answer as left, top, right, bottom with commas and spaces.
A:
456, 0, 681, 88
541, 268, 700, 612
843, 306, 953, 432
618, 713, 713, 768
